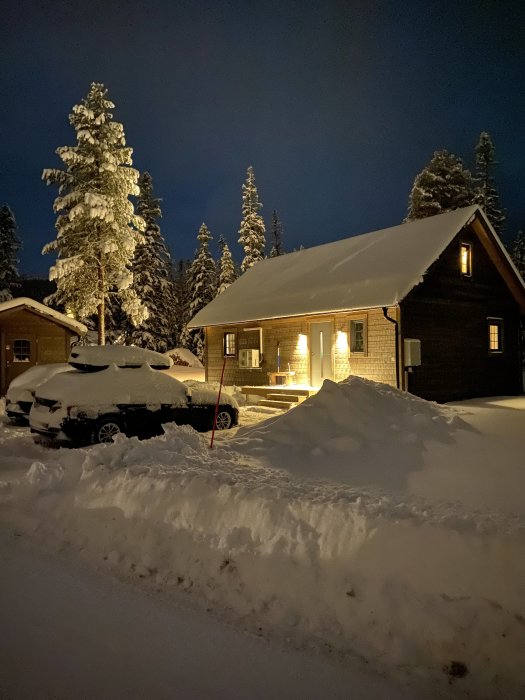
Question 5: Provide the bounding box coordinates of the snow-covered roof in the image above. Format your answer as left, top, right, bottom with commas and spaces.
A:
189, 206, 525, 327
0, 297, 87, 334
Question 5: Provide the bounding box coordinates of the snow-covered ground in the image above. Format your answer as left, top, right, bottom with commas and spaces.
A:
1, 377, 525, 699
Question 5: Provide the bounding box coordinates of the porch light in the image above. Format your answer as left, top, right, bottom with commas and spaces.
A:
297, 333, 308, 355
336, 330, 348, 353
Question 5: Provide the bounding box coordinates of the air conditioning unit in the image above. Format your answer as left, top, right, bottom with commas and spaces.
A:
239, 348, 260, 368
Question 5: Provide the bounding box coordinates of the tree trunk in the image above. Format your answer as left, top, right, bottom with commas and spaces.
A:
97, 260, 105, 345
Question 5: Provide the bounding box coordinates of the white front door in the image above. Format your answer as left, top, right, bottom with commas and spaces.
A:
310, 321, 333, 387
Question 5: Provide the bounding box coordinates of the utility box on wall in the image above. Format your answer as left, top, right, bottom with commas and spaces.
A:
404, 338, 421, 368
239, 348, 260, 368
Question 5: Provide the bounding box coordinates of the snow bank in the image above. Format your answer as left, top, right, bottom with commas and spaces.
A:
1, 380, 525, 698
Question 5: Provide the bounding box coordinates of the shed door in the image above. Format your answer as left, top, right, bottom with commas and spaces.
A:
5, 333, 37, 388
310, 321, 333, 387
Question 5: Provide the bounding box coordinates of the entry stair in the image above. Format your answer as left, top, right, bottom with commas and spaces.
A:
240, 386, 314, 411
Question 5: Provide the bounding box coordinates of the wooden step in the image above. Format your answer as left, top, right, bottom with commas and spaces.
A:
241, 386, 312, 398
258, 399, 294, 410
266, 393, 303, 403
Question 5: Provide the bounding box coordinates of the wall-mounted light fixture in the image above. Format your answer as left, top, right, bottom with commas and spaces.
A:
336, 330, 348, 353
296, 333, 308, 355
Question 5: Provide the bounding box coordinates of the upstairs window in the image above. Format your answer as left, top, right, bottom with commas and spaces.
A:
223, 332, 236, 356
350, 319, 366, 354
488, 319, 503, 354
460, 242, 472, 276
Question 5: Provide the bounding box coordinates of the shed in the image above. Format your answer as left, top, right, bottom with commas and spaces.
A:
0, 297, 87, 395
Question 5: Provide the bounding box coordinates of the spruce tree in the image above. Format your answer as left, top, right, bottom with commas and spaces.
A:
238, 165, 266, 271
173, 259, 191, 347
269, 209, 284, 257
217, 235, 237, 294
0, 205, 20, 302
42, 82, 146, 344
127, 172, 175, 351
474, 132, 505, 235
183, 223, 217, 360
511, 230, 525, 280
406, 150, 473, 221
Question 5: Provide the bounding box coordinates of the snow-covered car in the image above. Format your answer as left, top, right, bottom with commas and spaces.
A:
162, 347, 205, 382
5, 363, 71, 424
29, 362, 238, 446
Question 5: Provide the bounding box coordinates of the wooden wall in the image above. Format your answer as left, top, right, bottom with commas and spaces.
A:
205, 307, 398, 388
401, 226, 522, 402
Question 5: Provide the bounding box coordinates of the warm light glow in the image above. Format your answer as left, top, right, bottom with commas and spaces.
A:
460, 243, 471, 275
489, 323, 502, 351
297, 333, 308, 355
336, 330, 348, 353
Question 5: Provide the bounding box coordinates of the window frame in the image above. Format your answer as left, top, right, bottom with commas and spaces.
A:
349, 318, 367, 355
487, 318, 504, 355
460, 242, 472, 277
12, 339, 32, 363
223, 331, 237, 357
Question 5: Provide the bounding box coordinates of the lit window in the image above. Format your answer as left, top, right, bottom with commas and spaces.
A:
460, 243, 472, 276
223, 332, 236, 356
350, 319, 365, 354
13, 339, 31, 362
488, 319, 503, 354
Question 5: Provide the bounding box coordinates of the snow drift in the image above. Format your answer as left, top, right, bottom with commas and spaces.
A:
1, 378, 525, 699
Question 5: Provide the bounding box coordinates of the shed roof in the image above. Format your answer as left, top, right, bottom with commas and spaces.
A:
0, 297, 88, 334
190, 206, 525, 327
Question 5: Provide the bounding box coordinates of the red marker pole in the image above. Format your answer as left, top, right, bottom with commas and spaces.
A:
210, 356, 227, 449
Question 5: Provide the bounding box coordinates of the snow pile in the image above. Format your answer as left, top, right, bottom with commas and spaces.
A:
233, 376, 467, 487
164, 347, 204, 368
1, 384, 525, 698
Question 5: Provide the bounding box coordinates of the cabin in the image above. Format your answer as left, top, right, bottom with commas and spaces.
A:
0, 297, 87, 395
189, 206, 525, 403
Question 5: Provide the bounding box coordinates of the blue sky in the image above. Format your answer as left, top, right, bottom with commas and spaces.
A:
2, 0, 524, 275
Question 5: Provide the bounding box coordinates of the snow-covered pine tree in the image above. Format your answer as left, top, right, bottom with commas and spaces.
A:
238, 166, 266, 272
127, 171, 175, 351
217, 235, 237, 294
183, 223, 217, 360
511, 230, 525, 280
0, 204, 21, 302
406, 150, 473, 221
269, 209, 284, 257
172, 259, 191, 347
42, 82, 146, 344
473, 132, 505, 235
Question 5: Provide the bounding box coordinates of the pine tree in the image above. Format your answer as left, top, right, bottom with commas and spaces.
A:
238, 165, 266, 271
406, 150, 473, 221
269, 209, 284, 257
0, 205, 20, 302
183, 223, 217, 360
473, 132, 505, 235
127, 172, 175, 351
42, 82, 146, 344
172, 259, 191, 347
511, 230, 525, 280
217, 235, 237, 294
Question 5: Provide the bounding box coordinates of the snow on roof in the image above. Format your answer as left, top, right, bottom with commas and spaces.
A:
0, 297, 87, 334
68, 345, 172, 370
189, 206, 485, 327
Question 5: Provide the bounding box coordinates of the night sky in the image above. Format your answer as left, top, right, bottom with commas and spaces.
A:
2, 0, 524, 276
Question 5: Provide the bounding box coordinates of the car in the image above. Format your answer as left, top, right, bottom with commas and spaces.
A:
5, 363, 71, 424
29, 346, 238, 446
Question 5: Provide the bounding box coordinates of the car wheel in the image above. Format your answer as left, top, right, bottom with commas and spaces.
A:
92, 417, 124, 444
215, 408, 233, 430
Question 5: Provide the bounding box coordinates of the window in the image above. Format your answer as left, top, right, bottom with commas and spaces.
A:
223, 332, 236, 356
460, 242, 472, 276
488, 319, 503, 354
349, 319, 366, 354
13, 339, 31, 362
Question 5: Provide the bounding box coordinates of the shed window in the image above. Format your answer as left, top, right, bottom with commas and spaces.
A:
13, 339, 31, 362
223, 332, 236, 356
488, 319, 503, 354
350, 319, 366, 354
460, 243, 472, 276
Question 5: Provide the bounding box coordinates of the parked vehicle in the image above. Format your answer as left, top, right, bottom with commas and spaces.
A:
68, 345, 172, 371
29, 348, 238, 446
5, 363, 71, 423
